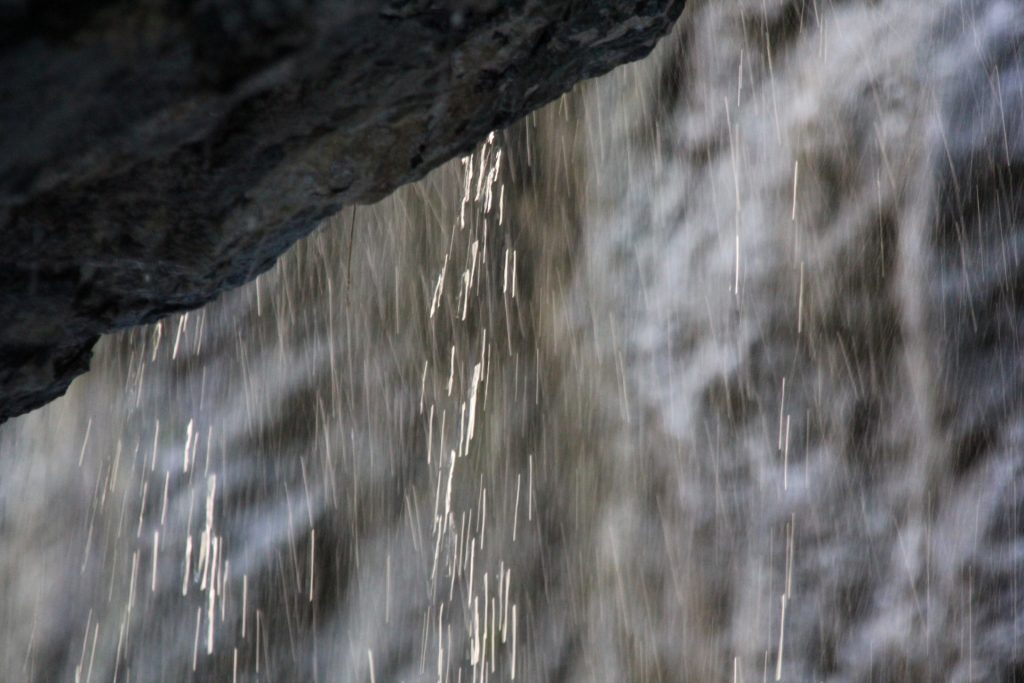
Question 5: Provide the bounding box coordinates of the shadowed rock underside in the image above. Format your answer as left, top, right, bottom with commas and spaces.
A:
0, 0, 686, 420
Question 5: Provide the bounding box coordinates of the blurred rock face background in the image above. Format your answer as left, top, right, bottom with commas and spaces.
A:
3, 0, 1024, 680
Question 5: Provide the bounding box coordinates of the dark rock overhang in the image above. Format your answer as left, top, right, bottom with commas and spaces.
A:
0, 0, 686, 421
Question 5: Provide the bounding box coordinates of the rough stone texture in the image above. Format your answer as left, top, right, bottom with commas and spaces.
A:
0, 0, 685, 421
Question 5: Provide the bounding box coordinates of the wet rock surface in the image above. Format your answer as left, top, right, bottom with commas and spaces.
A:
0, 0, 685, 420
